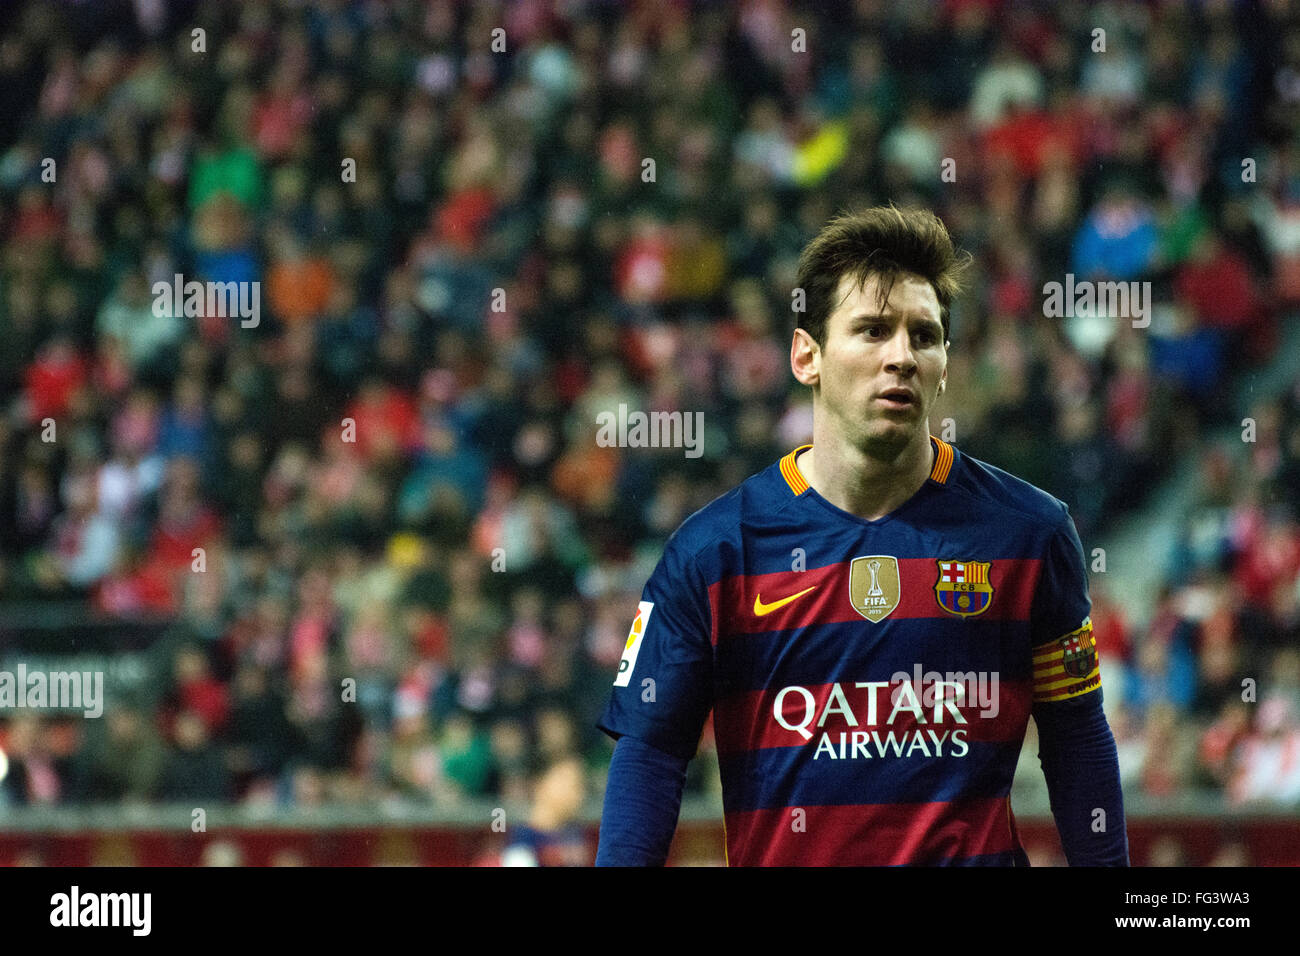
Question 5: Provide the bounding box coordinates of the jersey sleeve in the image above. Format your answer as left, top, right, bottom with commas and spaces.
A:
597, 534, 714, 762
1027, 513, 1128, 864
1029, 513, 1101, 705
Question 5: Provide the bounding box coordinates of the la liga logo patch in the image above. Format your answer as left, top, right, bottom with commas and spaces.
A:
933, 559, 993, 618
613, 601, 653, 687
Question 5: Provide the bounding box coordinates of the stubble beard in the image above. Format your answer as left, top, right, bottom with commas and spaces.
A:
857, 416, 920, 463
825, 394, 922, 465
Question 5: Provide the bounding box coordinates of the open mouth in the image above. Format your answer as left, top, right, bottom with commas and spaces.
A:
876, 389, 917, 410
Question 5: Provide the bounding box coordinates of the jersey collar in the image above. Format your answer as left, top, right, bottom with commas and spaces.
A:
779, 434, 955, 497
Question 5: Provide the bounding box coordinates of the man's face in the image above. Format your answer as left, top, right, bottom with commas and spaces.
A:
795, 271, 947, 458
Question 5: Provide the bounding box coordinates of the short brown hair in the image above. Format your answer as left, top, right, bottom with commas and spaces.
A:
794, 205, 970, 346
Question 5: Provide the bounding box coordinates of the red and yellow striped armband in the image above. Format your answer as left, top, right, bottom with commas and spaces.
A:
1031, 617, 1102, 703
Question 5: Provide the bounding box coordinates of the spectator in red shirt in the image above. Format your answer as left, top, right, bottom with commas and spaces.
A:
23, 334, 89, 424
165, 645, 230, 736
1174, 231, 1271, 363
147, 457, 224, 574
342, 377, 422, 464
1197, 699, 1251, 788
94, 544, 179, 617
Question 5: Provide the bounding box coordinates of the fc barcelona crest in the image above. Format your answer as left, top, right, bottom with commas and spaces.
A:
849, 555, 900, 622
934, 559, 993, 618
1060, 619, 1097, 677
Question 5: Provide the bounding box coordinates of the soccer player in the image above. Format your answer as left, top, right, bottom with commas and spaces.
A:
595, 206, 1129, 866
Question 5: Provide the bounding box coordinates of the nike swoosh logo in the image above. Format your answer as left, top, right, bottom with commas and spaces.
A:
753, 586, 818, 616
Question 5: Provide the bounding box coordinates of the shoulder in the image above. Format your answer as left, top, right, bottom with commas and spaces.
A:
946, 445, 1073, 532
661, 483, 744, 565
660, 455, 795, 565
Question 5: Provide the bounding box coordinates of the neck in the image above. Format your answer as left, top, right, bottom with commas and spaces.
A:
798, 425, 934, 521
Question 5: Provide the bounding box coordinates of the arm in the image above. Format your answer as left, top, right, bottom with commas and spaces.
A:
595, 534, 714, 865
1029, 514, 1129, 866
595, 735, 689, 866
1033, 686, 1129, 866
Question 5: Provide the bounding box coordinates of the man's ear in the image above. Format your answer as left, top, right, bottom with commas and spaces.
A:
791, 329, 820, 387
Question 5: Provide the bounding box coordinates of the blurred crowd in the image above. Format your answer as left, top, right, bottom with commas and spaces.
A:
1086, 381, 1300, 814
0, 0, 1298, 844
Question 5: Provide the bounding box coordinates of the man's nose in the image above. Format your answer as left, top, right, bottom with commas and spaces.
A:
882, 327, 917, 374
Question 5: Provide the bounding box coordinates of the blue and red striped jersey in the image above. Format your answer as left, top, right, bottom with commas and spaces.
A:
598, 436, 1104, 866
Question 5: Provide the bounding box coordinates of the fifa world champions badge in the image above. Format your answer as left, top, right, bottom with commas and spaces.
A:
849, 555, 901, 622
933, 559, 994, 618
